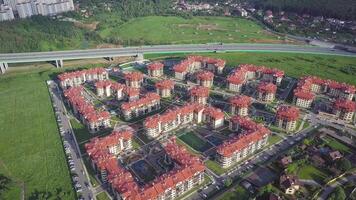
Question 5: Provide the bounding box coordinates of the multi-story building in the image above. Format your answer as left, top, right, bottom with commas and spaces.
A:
257, 82, 277, 103
123, 87, 140, 102
333, 99, 356, 121
95, 80, 125, 100
293, 76, 355, 109
226, 64, 284, 92
195, 70, 214, 88
124, 71, 143, 88
229, 95, 252, 116
86, 137, 205, 200
120, 93, 160, 120
293, 89, 315, 108
216, 116, 270, 168
144, 103, 224, 138
327, 81, 356, 101
0, 5, 14, 21
85, 130, 133, 157
189, 86, 209, 105
172, 56, 226, 80
147, 62, 164, 77
276, 105, 300, 132
155, 79, 175, 98
58, 68, 108, 89
64, 86, 110, 133
227, 73, 245, 93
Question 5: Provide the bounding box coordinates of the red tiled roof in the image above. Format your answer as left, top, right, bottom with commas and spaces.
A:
124, 87, 140, 97
173, 56, 226, 73
155, 80, 175, 90
276, 105, 300, 121
58, 68, 106, 81
196, 70, 214, 81
293, 89, 315, 100
147, 62, 164, 71
229, 95, 252, 108
203, 106, 224, 119
257, 82, 277, 94
124, 71, 144, 81
95, 80, 124, 91
189, 86, 209, 97
121, 92, 160, 111
334, 98, 356, 112
217, 116, 270, 157
64, 86, 110, 123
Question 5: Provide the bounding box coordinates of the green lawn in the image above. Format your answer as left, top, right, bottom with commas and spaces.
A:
96, 192, 111, 200
219, 186, 250, 200
297, 165, 328, 184
268, 134, 283, 145
323, 136, 352, 154
205, 160, 225, 176
0, 70, 75, 199
99, 16, 283, 45
146, 52, 356, 86
178, 131, 212, 152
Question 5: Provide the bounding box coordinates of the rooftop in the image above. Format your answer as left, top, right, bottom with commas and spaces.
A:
257, 82, 277, 93
58, 68, 106, 81
124, 71, 144, 81
196, 70, 214, 81
333, 98, 356, 112
155, 79, 175, 90
229, 95, 252, 107
121, 92, 160, 111
147, 62, 164, 71
276, 105, 300, 121
189, 86, 209, 97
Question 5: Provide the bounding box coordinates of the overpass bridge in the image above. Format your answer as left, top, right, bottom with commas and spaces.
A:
1, 43, 356, 74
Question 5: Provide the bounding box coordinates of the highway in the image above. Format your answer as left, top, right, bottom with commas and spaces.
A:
1, 43, 356, 63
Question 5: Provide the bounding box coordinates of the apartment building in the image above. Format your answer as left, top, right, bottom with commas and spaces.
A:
276, 105, 300, 132
333, 99, 356, 121
124, 71, 144, 88
95, 80, 125, 100
64, 86, 110, 133
155, 79, 175, 98
58, 68, 108, 89
120, 93, 160, 120
189, 86, 209, 105
86, 138, 205, 200
229, 95, 252, 116
147, 62, 164, 77
173, 56, 226, 80
0, 5, 14, 21
144, 103, 224, 139
195, 70, 214, 88
216, 116, 270, 168
257, 82, 277, 103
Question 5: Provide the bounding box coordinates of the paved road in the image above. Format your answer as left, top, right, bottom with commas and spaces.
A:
317, 174, 356, 200
48, 81, 94, 200
1, 43, 356, 63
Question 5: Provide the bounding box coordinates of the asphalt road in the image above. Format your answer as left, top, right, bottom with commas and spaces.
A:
1, 43, 356, 63
48, 81, 94, 200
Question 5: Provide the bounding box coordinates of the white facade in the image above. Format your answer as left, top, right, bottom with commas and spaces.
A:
0, 5, 14, 21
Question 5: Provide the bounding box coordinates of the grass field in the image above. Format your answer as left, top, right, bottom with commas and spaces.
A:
219, 185, 250, 200
96, 192, 110, 200
323, 136, 352, 154
0, 70, 75, 199
205, 160, 225, 176
146, 52, 356, 85
100, 16, 284, 45
178, 131, 212, 152
297, 165, 328, 184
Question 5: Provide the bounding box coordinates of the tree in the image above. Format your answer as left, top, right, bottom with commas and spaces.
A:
224, 177, 232, 187
328, 186, 346, 200
336, 158, 352, 172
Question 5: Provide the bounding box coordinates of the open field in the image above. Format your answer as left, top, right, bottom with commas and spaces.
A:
101, 16, 285, 45
0, 70, 75, 199
297, 165, 329, 184
219, 185, 250, 200
146, 52, 356, 85
323, 136, 352, 154
178, 131, 212, 152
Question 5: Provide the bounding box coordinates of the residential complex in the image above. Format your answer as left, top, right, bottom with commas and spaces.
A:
147, 62, 164, 77
0, 0, 74, 21
155, 79, 175, 98
58, 68, 108, 89
124, 71, 144, 88
86, 137, 205, 200
64, 86, 110, 133
257, 82, 277, 103
144, 103, 224, 138
120, 92, 160, 120
275, 105, 300, 132
217, 116, 270, 168
173, 55, 225, 80
333, 99, 356, 121
189, 86, 209, 105
229, 95, 252, 116
195, 70, 214, 88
